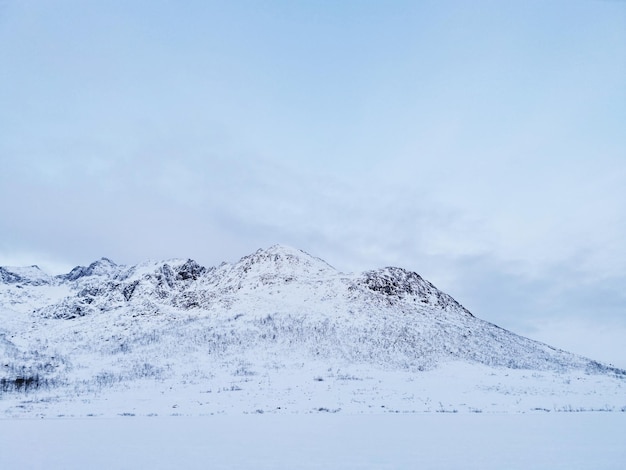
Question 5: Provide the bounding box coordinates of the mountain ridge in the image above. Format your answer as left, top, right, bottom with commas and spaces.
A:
1, 245, 624, 416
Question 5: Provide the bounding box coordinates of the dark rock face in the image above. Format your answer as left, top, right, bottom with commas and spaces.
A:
363, 267, 473, 316
364, 267, 428, 297
0, 267, 21, 284
0, 266, 49, 286
175, 260, 206, 281
122, 280, 139, 301
59, 258, 118, 282
61, 267, 88, 282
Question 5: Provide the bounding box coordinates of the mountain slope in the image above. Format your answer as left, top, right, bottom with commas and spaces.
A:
1, 245, 624, 416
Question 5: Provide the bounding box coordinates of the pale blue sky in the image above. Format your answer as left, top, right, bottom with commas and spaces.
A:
1, 1, 625, 366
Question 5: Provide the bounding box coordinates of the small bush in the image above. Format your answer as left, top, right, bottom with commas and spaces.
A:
0, 374, 47, 393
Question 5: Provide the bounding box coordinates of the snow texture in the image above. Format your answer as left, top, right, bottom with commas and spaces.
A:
1, 414, 625, 469
1, 244, 624, 417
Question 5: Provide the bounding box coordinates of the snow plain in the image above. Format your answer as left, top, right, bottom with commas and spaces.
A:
1, 413, 624, 469
2, 359, 625, 418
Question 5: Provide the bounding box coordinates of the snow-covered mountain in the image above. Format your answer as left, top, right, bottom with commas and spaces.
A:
1, 245, 624, 417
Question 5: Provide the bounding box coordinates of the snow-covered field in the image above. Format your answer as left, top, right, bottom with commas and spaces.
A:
1, 359, 624, 418
1, 413, 624, 469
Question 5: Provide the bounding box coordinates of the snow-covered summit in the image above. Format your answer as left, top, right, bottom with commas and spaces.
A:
232, 244, 336, 277
361, 267, 472, 315
0, 265, 52, 285
59, 257, 121, 281
123, 258, 206, 280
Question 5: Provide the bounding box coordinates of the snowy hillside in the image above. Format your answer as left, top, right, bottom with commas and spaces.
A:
1, 245, 624, 417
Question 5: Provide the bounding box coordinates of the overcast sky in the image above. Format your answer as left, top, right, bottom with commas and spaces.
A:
1, 1, 625, 367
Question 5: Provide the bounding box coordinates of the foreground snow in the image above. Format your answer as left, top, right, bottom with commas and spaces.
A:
1, 413, 624, 469
1, 360, 624, 418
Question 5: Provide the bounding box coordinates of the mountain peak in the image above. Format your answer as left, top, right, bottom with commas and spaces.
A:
61, 257, 119, 281
363, 267, 472, 315
234, 244, 336, 277
94, 257, 116, 266
0, 264, 51, 285
258, 244, 317, 258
